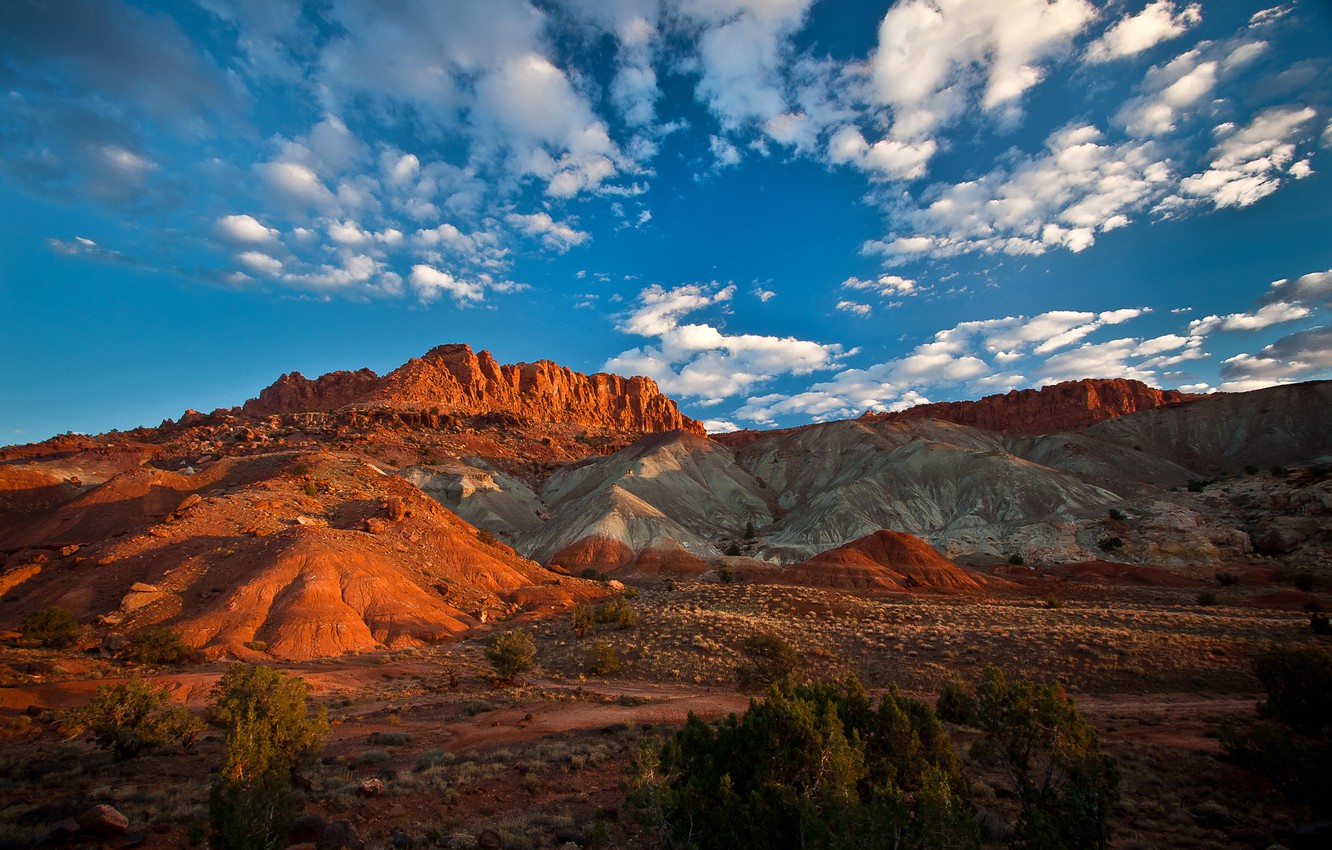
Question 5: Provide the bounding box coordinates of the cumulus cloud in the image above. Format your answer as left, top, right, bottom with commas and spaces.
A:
505, 211, 590, 252
842, 274, 922, 299
836, 300, 872, 316
1086, 1, 1202, 63
1219, 326, 1332, 391
216, 214, 281, 246
604, 282, 843, 403
868, 0, 1096, 141
1180, 105, 1318, 208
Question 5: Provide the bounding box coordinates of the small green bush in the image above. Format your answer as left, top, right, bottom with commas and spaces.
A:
1197, 591, 1218, 606
595, 598, 635, 629
716, 563, 734, 583
1313, 613, 1332, 635
64, 677, 204, 759
1187, 479, 1210, 492
580, 567, 609, 582
725, 542, 742, 556
1108, 508, 1126, 521
120, 625, 193, 664
485, 631, 536, 683
735, 632, 800, 691
1008, 553, 1026, 566
1294, 572, 1315, 592
1098, 536, 1124, 552
572, 604, 594, 638
590, 641, 621, 676
368, 731, 412, 746
21, 606, 81, 648
1215, 572, 1239, 587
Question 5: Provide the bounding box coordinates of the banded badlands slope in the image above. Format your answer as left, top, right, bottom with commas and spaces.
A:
2, 342, 1329, 661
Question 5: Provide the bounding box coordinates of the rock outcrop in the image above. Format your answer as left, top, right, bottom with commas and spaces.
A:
778, 530, 984, 593
242, 344, 703, 435
863, 378, 1197, 435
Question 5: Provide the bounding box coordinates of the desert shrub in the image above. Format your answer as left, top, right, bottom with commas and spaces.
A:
725, 542, 742, 556
744, 520, 756, 540
716, 563, 735, 583
1215, 571, 1239, 587
735, 632, 800, 692
1108, 508, 1126, 521
1245, 464, 1260, 475
1271, 465, 1287, 476
1008, 553, 1026, 566
302, 481, 318, 497
595, 598, 635, 629
1044, 597, 1065, 610
935, 681, 977, 726
1187, 479, 1210, 492
65, 677, 204, 760
1294, 572, 1315, 592
208, 664, 328, 850
629, 677, 977, 850
1197, 591, 1218, 606
1313, 613, 1332, 635
964, 667, 1120, 850
368, 731, 412, 746
290, 462, 311, 476
1098, 536, 1123, 552
485, 631, 536, 683
572, 604, 594, 638
20, 606, 81, 648
590, 641, 621, 676
580, 567, 609, 582
1223, 645, 1332, 816
476, 528, 500, 546
120, 625, 192, 664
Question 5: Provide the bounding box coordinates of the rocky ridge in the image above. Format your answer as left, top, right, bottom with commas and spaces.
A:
859, 378, 1198, 435
243, 343, 703, 435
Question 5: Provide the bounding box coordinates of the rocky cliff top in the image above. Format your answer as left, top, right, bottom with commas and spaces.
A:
861, 378, 1198, 435
242, 343, 703, 435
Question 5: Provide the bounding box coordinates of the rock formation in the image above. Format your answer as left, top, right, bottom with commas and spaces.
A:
242, 344, 703, 435
862, 378, 1197, 435
777, 530, 984, 593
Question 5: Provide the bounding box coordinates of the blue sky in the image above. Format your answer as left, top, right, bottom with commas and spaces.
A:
2, 0, 1330, 440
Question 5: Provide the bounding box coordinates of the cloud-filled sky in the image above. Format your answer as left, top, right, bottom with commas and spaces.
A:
2, 0, 1330, 438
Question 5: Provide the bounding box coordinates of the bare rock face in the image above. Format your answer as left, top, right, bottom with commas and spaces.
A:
241, 344, 702, 434
864, 378, 1197, 435
243, 368, 380, 416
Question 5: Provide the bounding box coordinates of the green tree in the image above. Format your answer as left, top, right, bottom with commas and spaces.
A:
21, 606, 81, 648
1223, 645, 1332, 816
628, 677, 977, 850
485, 631, 536, 683
967, 667, 1119, 850
65, 678, 203, 760
208, 664, 328, 850
735, 632, 800, 692
595, 597, 636, 629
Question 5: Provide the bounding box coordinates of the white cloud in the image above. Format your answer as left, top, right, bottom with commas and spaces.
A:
216, 214, 280, 245
1086, 1, 1202, 63
680, 0, 815, 132
836, 300, 872, 316
868, 0, 1096, 142
827, 126, 937, 180
605, 282, 843, 402
1189, 301, 1312, 336
842, 274, 922, 298
505, 211, 590, 252
1116, 37, 1266, 138
237, 250, 283, 276
408, 264, 485, 303
1219, 326, 1332, 390
1180, 105, 1318, 208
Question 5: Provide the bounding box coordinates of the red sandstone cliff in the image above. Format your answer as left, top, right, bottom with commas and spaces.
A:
862, 378, 1199, 435
243, 344, 703, 435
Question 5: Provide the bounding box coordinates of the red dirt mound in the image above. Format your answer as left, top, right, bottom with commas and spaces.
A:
777, 530, 984, 593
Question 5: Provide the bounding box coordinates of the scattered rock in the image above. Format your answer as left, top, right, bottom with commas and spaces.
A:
383, 496, 407, 523
476, 829, 502, 849
178, 493, 202, 511
316, 820, 363, 850
60, 544, 80, 557
48, 819, 80, 842
77, 804, 129, 837
289, 813, 327, 844
129, 582, 159, 593
356, 777, 385, 798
